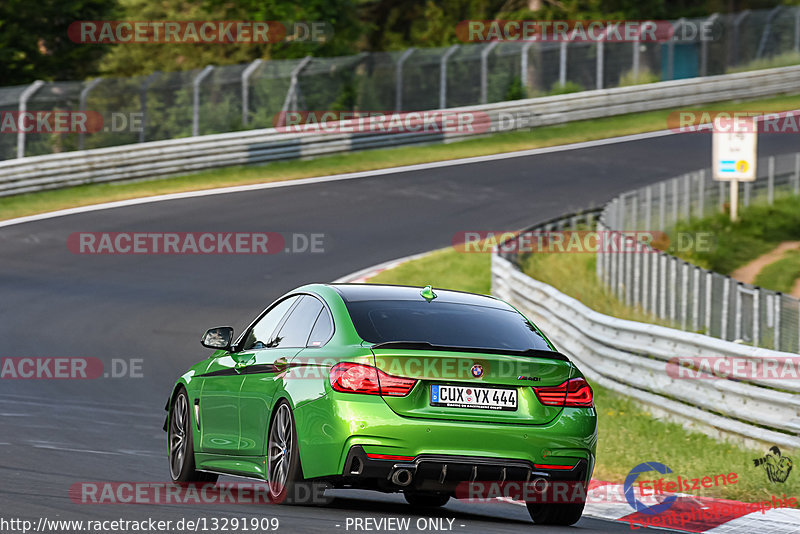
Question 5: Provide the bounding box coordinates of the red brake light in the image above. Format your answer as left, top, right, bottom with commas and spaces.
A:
329, 362, 416, 397
533, 378, 593, 407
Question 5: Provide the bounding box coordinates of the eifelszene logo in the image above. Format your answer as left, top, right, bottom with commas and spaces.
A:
753, 446, 793, 483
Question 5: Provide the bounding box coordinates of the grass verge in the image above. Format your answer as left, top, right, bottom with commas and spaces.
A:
367, 247, 797, 502
4, 93, 800, 222
755, 249, 800, 294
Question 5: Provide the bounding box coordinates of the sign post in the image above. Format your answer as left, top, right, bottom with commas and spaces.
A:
712, 116, 757, 222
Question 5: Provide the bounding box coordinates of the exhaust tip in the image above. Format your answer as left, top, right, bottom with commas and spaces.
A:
349, 457, 363, 475
391, 468, 414, 487
530, 477, 550, 494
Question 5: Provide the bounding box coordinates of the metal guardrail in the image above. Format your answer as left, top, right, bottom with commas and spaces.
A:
598, 151, 800, 352
492, 237, 800, 448
3, 65, 800, 197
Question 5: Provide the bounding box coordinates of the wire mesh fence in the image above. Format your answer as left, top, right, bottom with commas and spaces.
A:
598, 150, 800, 352
4, 7, 800, 160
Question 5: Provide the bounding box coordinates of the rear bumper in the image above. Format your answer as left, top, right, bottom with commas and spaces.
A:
340, 445, 590, 493
294, 394, 597, 482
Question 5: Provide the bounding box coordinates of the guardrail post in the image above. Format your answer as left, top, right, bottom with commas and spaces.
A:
241, 59, 262, 126
732, 11, 750, 66
16, 80, 45, 158
721, 276, 730, 340
78, 78, 103, 150
480, 42, 499, 104
439, 45, 459, 109
139, 72, 160, 144
768, 156, 775, 204
700, 13, 718, 76
395, 48, 415, 111
192, 65, 215, 137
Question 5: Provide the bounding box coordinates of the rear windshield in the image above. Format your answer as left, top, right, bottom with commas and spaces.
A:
344, 300, 552, 352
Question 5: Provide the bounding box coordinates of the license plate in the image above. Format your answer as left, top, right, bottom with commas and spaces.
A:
430, 384, 517, 411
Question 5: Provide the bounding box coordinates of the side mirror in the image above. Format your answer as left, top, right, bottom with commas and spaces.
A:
201, 326, 234, 350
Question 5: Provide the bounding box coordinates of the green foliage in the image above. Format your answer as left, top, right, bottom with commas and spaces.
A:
504, 76, 527, 100
618, 66, 661, 86
0, 0, 118, 84
754, 249, 800, 293
548, 80, 584, 95
671, 194, 800, 274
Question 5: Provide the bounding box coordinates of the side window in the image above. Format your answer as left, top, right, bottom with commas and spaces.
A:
272, 296, 324, 349
242, 296, 300, 350
307, 308, 333, 347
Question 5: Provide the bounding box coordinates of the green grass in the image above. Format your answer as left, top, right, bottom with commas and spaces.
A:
755, 249, 800, 294
728, 51, 800, 74
365, 246, 798, 501
5, 92, 800, 222
671, 194, 800, 274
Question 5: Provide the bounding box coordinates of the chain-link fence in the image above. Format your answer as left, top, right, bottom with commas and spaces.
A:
598, 151, 800, 352
5, 6, 800, 160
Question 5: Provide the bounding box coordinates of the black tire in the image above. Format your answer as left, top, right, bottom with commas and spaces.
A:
266, 401, 305, 504
526, 502, 585, 526
168, 388, 218, 484
404, 491, 451, 508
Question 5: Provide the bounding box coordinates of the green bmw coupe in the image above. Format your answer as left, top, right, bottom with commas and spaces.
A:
164, 283, 597, 525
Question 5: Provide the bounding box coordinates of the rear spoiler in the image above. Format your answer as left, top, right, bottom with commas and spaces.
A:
370, 341, 570, 361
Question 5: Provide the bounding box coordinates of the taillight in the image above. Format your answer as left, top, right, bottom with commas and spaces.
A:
329, 362, 417, 397
533, 378, 593, 407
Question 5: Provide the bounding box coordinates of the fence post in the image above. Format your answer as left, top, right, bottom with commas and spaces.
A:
138, 72, 160, 144
596, 40, 604, 90
651, 251, 658, 315
732, 11, 750, 67
645, 185, 652, 231
700, 13, 718, 76
631, 33, 640, 83
705, 271, 712, 334
753, 288, 760, 346
78, 78, 102, 150
642, 244, 649, 311
692, 266, 700, 331
756, 7, 784, 60
669, 258, 677, 322
672, 178, 679, 224
719, 180, 725, 211
659, 254, 667, 319
683, 174, 691, 219
768, 156, 775, 204
659, 181, 666, 229
395, 48, 415, 111
521, 41, 535, 88
795, 153, 800, 195
16, 80, 45, 158
734, 284, 743, 340
440, 45, 460, 109
192, 65, 215, 137
241, 59, 262, 126
680, 262, 689, 330
697, 169, 705, 218
480, 42, 499, 105
721, 277, 730, 340
774, 293, 781, 350
279, 56, 312, 125
796, 7, 800, 53
744, 181, 751, 207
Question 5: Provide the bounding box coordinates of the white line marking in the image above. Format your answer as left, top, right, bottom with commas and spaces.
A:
0, 129, 680, 230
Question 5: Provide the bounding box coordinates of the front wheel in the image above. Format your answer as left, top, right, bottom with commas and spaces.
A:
267, 401, 304, 504
168, 389, 218, 484
526, 502, 585, 526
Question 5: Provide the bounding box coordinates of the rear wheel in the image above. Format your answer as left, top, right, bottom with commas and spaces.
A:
526, 502, 585, 526
168, 389, 218, 484
267, 401, 304, 504
404, 491, 451, 508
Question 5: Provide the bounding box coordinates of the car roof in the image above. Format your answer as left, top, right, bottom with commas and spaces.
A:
327, 283, 510, 310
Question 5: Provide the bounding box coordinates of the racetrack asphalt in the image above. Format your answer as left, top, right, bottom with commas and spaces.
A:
1, 131, 797, 533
